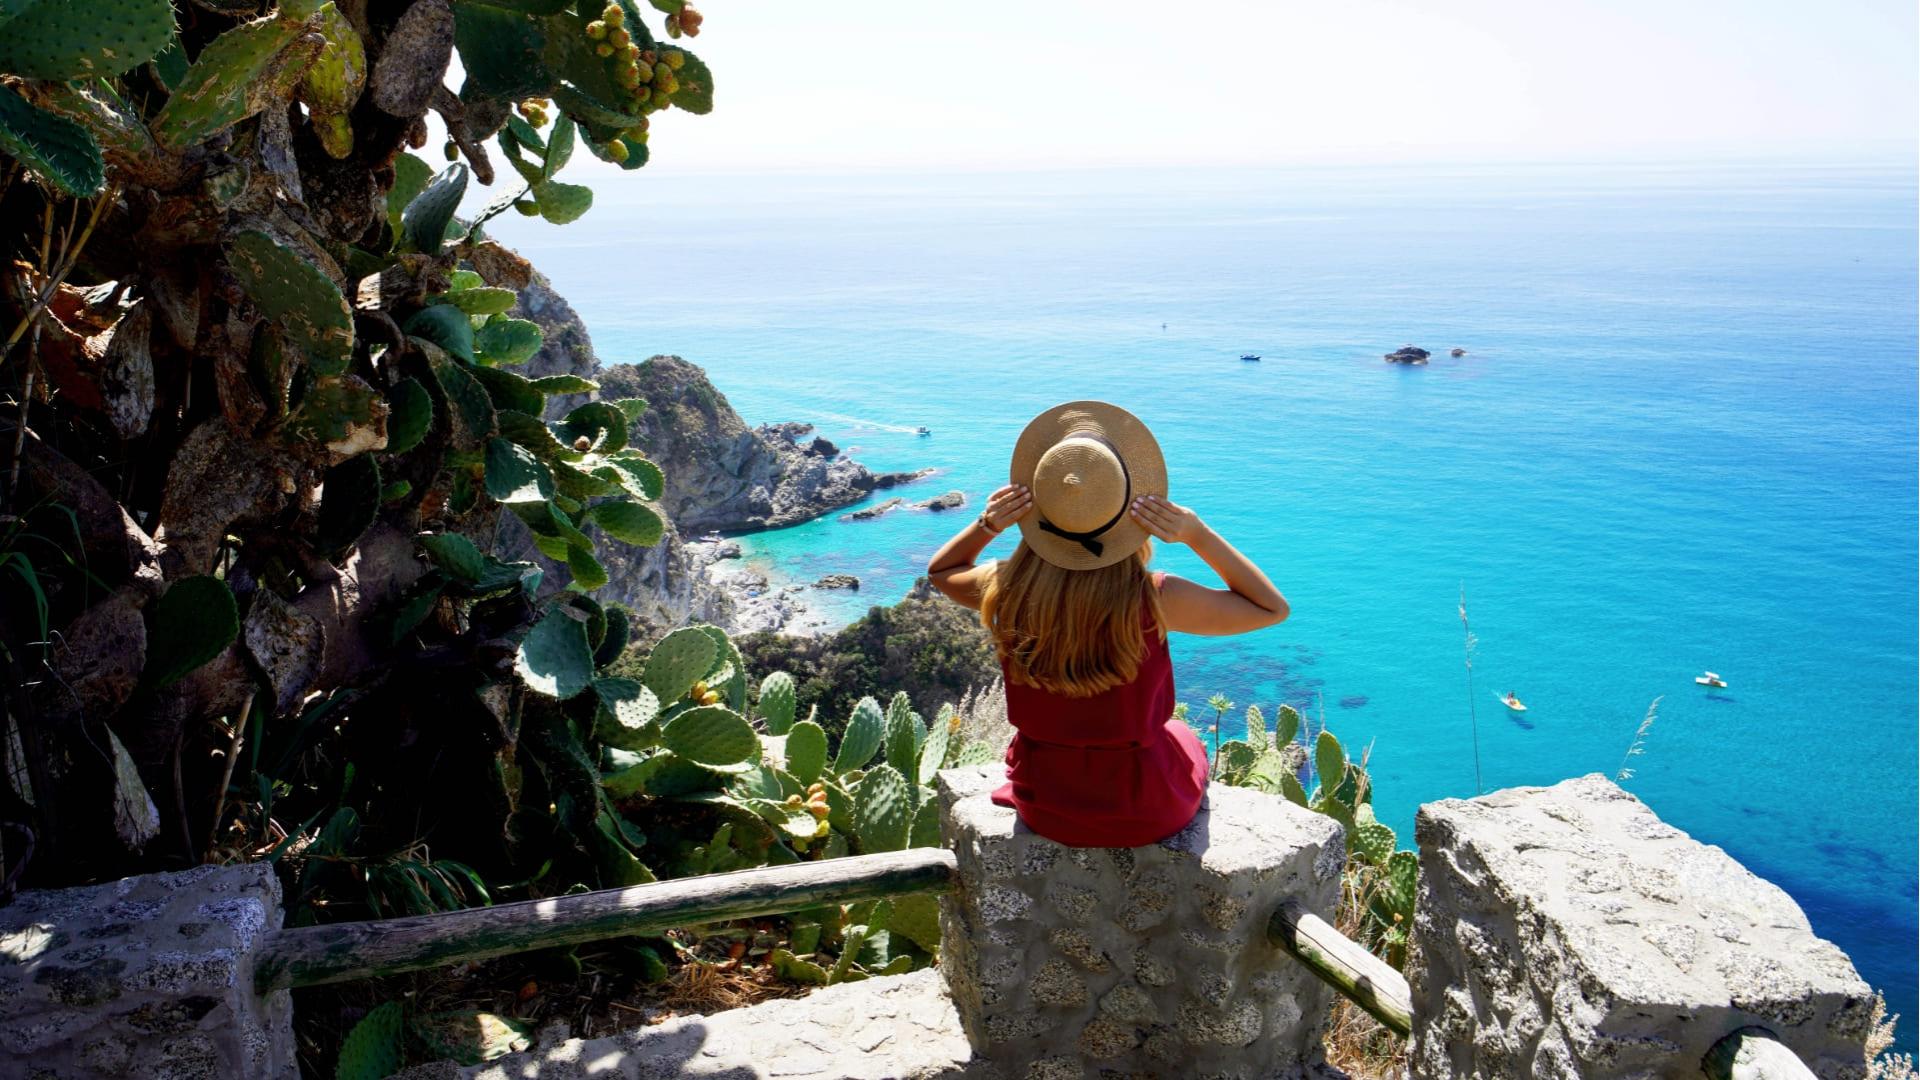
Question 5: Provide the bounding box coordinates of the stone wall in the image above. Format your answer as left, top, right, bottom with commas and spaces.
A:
935, 765, 1349, 1080
1406, 773, 1874, 1080
0, 863, 295, 1080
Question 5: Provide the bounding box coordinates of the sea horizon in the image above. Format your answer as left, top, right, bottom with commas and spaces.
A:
484, 157, 1920, 1050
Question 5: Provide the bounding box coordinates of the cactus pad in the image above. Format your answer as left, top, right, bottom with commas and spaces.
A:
528, 374, 596, 394
227, 230, 353, 375
384, 377, 432, 454
471, 364, 546, 415
334, 1001, 403, 1080
834, 696, 884, 774
854, 764, 911, 853
475, 316, 543, 366
1279, 769, 1309, 807
441, 286, 517, 316
1313, 729, 1344, 793
0, 0, 176, 80
556, 400, 628, 455
915, 711, 949, 784
287, 374, 389, 458
150, 13, 307, 150
661, 704, 757, 765
908, 795, 941, 848
424, 343, 496, 446
783, 719, 827, 784
593, 605, 632, 668
141, 575, 239, 690
403, 162, 468, 256
641, 626, 717, 704
515, 605, 594, 699
483, 436, 554, 504
315, 453, 381, 553
1349, 819, 1396, 865
757, 671, 797, 733
600, 451, 664, 500
585, 499, 662, 546
886, 892, 941, 953
1275, 704, 1302, 747
593, 677, 661, 750
418, 532, 537, 595
296, 3, 365, 159
1371, 850, 1418, 924
0, 85, 104, 197
883, 693, 922, 775
407, 304, 477, 364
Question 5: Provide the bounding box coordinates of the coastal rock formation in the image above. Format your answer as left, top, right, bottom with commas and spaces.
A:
918, 491, 965, 511
600, 356, 934, 534
1449, 347, 1467, 357
511, 269, 600, 424
1407, 773, 1873, 1079
842, 497, 905, 522
1385, 344, 1431, 365
814, 574, 860, 590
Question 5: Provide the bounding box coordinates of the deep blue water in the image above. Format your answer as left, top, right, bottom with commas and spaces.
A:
485, 161, 1919, 1049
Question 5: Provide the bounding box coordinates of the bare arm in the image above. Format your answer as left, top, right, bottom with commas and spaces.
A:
1128, 494, 1288, 635
926, 484, 1032, 610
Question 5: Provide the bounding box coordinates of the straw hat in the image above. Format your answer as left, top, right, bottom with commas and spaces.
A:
1009, 400, 1167, 570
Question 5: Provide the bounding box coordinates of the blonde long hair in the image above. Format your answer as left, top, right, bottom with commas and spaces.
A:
979, 539, 1166, 698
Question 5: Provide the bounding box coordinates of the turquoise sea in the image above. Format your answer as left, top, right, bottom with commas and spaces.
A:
486, 161, 1919, 1048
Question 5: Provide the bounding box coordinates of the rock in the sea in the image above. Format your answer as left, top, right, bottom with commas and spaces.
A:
600, 356, 934, 533
1449, 347, 1467, 357
917, 490, 965, 511
1384, 344, 1431, 365
712, 540, 742, 559
842, 497, 904, 522
813, 574, 860, 591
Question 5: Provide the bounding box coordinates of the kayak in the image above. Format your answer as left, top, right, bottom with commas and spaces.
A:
1497, 693, 1528, 712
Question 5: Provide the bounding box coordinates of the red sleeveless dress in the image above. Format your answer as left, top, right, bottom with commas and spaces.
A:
989, 573, 1210, 847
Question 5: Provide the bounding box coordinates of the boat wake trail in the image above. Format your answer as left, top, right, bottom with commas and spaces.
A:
813, 411, 923, 435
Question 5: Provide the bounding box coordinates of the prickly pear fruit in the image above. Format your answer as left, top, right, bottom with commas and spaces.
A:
586, 20, 608, 38
515, 199, 540, 216
699, 689, 720, 705
679, 5, 702, 35
605, 139, 629, 163
634, 60, 654, 83
664, 49, 686, 71
572, 435, 592, 451
595, 43, 614, 58
609, 26, 630, 48
664, 13, 680, 37
602, 3, 624, 25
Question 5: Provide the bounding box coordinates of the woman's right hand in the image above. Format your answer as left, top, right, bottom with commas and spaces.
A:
982, 483, 1033, 532
1129, 494, 1203, 546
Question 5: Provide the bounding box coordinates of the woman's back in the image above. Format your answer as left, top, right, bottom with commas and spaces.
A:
989, 576, 1211, 847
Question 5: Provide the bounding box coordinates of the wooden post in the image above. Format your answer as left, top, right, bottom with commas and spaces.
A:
1702, 1027, 1818, 1080
1265, 900, 1413, 1037
254, 847, 958, 990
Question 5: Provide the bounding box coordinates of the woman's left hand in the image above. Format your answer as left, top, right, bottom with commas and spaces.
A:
981, 484, 1033, 532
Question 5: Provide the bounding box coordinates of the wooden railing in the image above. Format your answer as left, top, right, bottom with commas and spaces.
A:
253, 848, 959, 990
249, 845, 1820, 1079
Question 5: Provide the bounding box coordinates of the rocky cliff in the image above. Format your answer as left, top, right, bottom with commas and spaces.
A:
598, 356, 932, 534
500, 269, 927, 637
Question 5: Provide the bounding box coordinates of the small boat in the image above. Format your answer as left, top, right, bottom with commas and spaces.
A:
1240, 354, 1261, 362
915, 426, 931, 437
1498, 692, 1527, 713
1695, 671, 1727, 688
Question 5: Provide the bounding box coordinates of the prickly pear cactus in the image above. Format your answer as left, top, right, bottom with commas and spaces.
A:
296, 3, 366, 159
0, 0, 176, 81
661, 704, 756, 765
226, 230, 354, 375
834, 696, 884, 774
783, 720, 827, 784
0, 86, 104, 197
641, 626, 717, 705
757, 671, 797, 734
882, 692, 922, 774
150, 13, 312, 150
854, 764, 911, 853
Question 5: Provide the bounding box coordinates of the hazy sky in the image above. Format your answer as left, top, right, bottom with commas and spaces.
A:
604, 0, 1916, 174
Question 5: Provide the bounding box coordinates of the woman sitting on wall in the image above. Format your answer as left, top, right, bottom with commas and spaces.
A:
925, 401, 1290, 847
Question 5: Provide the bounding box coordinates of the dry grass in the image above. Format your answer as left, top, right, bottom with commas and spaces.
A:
951, 675, 1014, 756
1317, 875, 1409, 1079
1867, 993, 1915, 1080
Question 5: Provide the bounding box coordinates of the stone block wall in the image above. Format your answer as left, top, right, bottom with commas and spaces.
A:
1406, 773, 1874, 1080
0, 863, 296, 1080
935, 765, 1348, 1080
